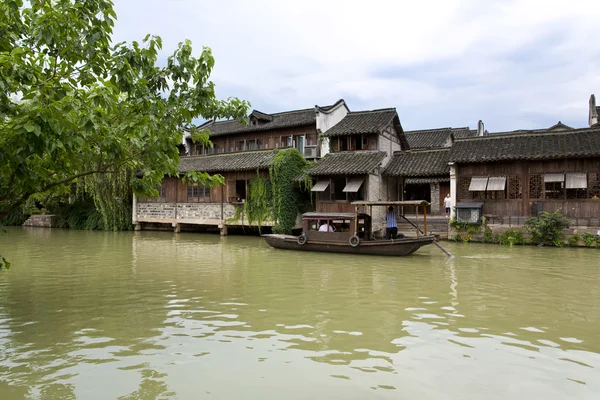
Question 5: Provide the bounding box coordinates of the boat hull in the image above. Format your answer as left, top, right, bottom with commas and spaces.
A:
262, 234, 435, 256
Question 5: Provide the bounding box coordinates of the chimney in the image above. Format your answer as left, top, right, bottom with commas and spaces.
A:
477, 120, 485, 136
589, 94, 598, 127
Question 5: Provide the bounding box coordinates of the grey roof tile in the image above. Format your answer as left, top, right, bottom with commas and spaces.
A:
449, 127, 600, 163
198, 100, 346, 137
404, 127, 472, 149
178, 150, 277, 173
320, 109, 398, 137
308, 151, 387, 176
384, 149, 451, 176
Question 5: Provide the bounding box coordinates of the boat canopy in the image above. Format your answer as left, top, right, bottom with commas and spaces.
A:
351, 200, 430, 207
302, 212, 369, 220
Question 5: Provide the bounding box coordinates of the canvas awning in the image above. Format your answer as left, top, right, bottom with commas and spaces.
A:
342, 177, 364, 192
469, 177, 488, 191
544, 173, 564, 183
565, 173, 587, 189
487, 176, 506, 191
311, 180, 330, 192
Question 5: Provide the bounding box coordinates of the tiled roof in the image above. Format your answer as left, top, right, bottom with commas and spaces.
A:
404, 127, 471, 149
384, 149, 451, 177
178, 150, 276, 173
198, 101, 345, 137
308, 151, 387, 176
201, 109, 316, 137
320, 109, 399, 137
449, 127, 600, 163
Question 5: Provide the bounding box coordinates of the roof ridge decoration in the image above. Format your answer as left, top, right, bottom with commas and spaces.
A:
347, 107, 397, 114
456, 126, 600, 141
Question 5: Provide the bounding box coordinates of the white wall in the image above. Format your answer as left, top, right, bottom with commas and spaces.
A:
316, 101, 349, 157
377, 123, 402, 169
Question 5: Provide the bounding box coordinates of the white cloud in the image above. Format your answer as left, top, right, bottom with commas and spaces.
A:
112, 0, 600, 130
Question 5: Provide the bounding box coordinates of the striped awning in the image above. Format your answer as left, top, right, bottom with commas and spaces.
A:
311, 180, 330, 192
565, 173, 587, 189
469, 177, 488, 191
343, 177, 364, 192
544, 173, 564, 183
487, 176, 506, 191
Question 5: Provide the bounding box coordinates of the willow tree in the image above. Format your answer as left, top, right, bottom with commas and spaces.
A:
0, 0, 250, 268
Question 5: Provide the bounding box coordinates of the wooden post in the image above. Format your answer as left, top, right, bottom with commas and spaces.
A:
415, 205, 420, 236
423, 205, 428, 235
354, 205, 358, 234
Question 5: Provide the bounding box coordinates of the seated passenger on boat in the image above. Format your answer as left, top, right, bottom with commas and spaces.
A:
319, 222, 335, 232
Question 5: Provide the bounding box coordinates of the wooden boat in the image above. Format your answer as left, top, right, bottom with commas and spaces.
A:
262, 201, 436, 256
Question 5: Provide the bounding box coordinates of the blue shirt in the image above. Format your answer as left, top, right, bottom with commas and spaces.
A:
386, 211, 397, 228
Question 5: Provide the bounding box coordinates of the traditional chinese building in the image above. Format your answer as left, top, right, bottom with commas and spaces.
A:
133, 100, 349, 233
448, 126, 600, 224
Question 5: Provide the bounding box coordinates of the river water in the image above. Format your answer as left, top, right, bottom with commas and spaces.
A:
1, 227, 599, 399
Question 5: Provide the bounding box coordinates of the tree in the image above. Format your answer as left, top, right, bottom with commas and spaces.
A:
0, 0, 250, 268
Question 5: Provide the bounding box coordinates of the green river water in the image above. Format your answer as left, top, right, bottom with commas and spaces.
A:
1, 227, 599, 399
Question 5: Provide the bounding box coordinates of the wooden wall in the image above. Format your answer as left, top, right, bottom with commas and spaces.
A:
457, 158, 600, 218
160, 170, 270, 204
202, 126, 317, 154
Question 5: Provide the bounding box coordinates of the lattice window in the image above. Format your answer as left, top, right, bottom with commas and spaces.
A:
529, 174, 542, 200
544, 182, 564, 200
187, 184, 211, 203
459, 177, 472, 199
141, 184, 167, 203
588, 172, 600, 199
508, 175, 522, 199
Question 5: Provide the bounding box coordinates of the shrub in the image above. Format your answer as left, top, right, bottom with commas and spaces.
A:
525, 211, 571, 246
582, 232, 599, 248
499, 229, 525, 246
483, 227, 495, 243
449, 220, 481, 243
451, 233, 462, 242
567, 233, 581, 247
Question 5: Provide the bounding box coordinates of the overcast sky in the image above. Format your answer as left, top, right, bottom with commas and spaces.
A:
112, 0, 600, 132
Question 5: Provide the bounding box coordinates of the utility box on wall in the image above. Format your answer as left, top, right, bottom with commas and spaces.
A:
455, 202, 484, 224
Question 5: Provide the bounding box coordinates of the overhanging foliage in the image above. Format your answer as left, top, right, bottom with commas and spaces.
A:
0, 0, 250, 268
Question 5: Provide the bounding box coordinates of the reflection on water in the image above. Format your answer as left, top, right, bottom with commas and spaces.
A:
1, 227, 600, 399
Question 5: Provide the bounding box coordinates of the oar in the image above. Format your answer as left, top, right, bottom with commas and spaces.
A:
400, 215, 453, 258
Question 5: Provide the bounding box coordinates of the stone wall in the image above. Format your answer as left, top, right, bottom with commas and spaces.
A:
136, 202, 274, 227
176, 203, 235, 221
23, 215, 55, 228
430, 182, 440, 215
137, 203, 176, 219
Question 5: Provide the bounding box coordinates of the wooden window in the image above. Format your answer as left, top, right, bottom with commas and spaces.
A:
588, 172, 600, 199
459, 177, 472, 200
529, 174, 543, 200
187, 184, 211, 203
331, 177, 347, 201
339, 136, 348, 151
565, 173, 587, 199
508, 175, 522, 199
544, 182, 564, 200
141, 183, 167, 203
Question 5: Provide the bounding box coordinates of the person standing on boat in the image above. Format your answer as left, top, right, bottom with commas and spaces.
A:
444, 194, 452, 218
385, 206, 398, 239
